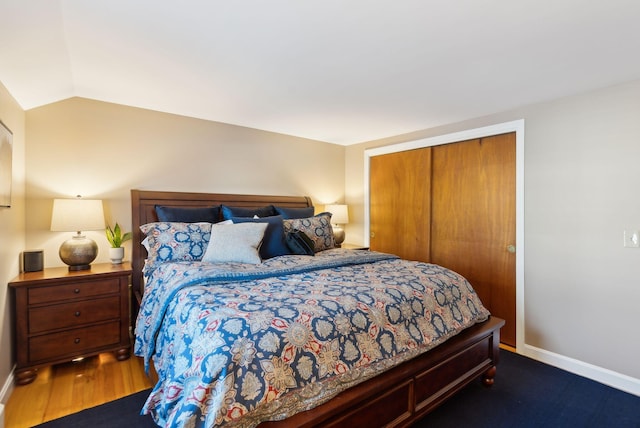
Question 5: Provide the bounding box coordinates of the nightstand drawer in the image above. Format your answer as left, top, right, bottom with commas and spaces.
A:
29, 296, 120, 333
28, 278, 120, 305
29, 321, 121, 363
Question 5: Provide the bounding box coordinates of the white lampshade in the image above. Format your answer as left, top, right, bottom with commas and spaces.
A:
51, 199, 105, 232
51, 198, 104, 271
325, 204, 349, 225
325, 204, 348, 246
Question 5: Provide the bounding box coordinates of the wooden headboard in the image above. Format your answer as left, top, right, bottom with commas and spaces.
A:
130, 189, 313, 304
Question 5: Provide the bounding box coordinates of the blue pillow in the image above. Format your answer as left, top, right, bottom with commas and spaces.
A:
231, 215, 291, 259
273, 205, 315, 219
221, 205, 276, 220
155, 205, 220, 223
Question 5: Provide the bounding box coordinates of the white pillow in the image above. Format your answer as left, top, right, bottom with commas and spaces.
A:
202, 222, 267, 264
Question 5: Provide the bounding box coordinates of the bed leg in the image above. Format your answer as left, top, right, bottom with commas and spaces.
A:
481, 365, 497, 387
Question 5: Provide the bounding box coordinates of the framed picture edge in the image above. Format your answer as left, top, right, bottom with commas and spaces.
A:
0, 118, 13, 208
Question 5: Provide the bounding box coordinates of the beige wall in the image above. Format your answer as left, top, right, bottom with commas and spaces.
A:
0, 81, 26, 404
346, 79, 640, 384
25, 98, 345, 267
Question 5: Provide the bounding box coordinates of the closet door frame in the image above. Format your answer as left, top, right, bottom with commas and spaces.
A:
364, 119, 525, 352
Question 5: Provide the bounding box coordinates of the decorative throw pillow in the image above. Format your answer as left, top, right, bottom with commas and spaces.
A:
231, 215, 291, 259
273, 205, 315, 219
155, 205, 220, 223
202, 222, 268, 264
221, 204, 276, 220
285, 230, 315, 256
283, 212, 335, 252
140, 222, 212, 266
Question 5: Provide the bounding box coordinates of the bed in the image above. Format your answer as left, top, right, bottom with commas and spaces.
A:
131, 189, 504, 428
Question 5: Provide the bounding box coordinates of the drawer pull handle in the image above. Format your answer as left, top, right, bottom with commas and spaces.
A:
74, 288, 80, 294
74, 338, 80, 344
74, 311, 81, 317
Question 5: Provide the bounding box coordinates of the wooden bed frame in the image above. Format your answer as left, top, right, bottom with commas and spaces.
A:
131, 189, 505, 427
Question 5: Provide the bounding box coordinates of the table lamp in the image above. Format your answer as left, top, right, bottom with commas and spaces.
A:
51, 197, 105, 270
325, 204, 349, 246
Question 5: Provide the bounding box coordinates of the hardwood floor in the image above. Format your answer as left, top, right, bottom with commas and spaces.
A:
500, 343, 516, 353
5, 353, 155, 428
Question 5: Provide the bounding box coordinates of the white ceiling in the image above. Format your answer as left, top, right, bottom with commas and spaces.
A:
2, 0, 640, 145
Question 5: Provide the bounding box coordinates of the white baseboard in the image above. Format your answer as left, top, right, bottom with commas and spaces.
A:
521, 344, 640, 397
0, 368, 14, 407
0, 369, 14, 428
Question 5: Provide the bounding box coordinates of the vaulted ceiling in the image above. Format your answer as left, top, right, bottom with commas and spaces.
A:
2, 1, 640, 145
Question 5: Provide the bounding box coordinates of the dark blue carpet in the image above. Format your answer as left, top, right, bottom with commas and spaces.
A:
414, 351, 640, 427
37, 351, 640, 427
35, 389, 155, 427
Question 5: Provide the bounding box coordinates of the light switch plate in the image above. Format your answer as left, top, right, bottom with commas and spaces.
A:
623, 230, 640, 248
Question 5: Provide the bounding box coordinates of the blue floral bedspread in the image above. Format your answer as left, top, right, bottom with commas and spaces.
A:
134, 249, 490, 427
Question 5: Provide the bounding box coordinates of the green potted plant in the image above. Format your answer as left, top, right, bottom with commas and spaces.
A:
105, 222, 132, 264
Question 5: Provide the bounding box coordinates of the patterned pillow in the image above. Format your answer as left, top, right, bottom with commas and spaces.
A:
202, 222, 267, 264
283, 212, 335, 252
139, 222, 212, 266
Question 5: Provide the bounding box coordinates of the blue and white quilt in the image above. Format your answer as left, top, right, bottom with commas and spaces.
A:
134, 249, 490, 427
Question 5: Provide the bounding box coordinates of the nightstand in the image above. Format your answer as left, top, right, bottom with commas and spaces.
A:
340, 243, 370, 250
9, 262, 132, 385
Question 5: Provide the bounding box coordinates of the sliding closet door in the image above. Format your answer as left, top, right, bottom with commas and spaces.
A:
369, 148, 431, 262
430, 133, 516, 346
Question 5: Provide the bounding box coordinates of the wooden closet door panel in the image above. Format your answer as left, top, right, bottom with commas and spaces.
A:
370, 148, 431, 262
430, 133, 516, 346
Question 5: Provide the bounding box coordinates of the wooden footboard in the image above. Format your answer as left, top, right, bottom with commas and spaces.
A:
259, 316, 505, 428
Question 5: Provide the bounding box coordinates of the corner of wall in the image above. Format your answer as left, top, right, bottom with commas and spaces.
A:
0, 78, 26, 411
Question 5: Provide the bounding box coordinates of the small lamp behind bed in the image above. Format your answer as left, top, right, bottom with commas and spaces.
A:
325, 204, 349, 247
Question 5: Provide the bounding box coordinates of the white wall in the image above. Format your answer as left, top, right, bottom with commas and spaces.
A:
346, 79, 640, 391
0, 81, 26, 405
